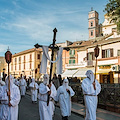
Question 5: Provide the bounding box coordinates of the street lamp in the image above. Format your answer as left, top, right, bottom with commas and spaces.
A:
5, 48, 12, 102
94, 45, 100, 80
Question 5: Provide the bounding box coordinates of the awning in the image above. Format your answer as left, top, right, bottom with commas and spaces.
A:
73, 67, 95, 77
97, 69, 111, 74
62, 69, 78, 77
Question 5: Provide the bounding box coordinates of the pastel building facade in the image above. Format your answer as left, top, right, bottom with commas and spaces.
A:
5, 48, 42, 79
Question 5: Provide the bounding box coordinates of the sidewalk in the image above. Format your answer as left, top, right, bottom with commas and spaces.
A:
71, 102, 120, 120
26, 91, 120, 120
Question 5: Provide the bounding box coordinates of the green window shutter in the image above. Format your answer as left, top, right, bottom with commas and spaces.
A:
73, 60, 75, 63
69, 50, 72, 55
73, 50, 75, 55
69, 60, 71, 64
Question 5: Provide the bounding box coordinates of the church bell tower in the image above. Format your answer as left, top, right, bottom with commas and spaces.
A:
88, 8, 99, 39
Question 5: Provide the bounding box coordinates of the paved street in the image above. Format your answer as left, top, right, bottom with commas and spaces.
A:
18, 94, 84, 120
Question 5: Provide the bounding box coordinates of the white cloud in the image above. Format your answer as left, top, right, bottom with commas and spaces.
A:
0, 0, 106, 56
0, 44, 10, 56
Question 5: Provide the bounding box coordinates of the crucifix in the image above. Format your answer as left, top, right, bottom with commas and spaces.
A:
34, 28, 69, 105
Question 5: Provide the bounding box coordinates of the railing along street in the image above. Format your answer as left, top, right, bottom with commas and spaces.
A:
70, 83, 120, 113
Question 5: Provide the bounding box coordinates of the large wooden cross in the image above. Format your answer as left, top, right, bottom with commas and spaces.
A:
34, 28, 69, 83
34, 28, 69, 105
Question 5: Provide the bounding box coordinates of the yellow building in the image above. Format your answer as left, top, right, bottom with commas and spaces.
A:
0, 56, 5, 77
5, 48, 42, 79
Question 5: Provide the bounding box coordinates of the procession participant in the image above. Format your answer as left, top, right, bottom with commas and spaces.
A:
29, 78, 38, 103
0, 76, 5, 86
0, 75, 21, 120
19, 76, 27, 97
14, 78, 20, 87
55, 79, 75, 120
38, 74, 52, 120
81, 70, 101, 120
48, 81, 57, 118
52, 73, 60, 89
0, 76, 5, 118
57, 74, 63, 86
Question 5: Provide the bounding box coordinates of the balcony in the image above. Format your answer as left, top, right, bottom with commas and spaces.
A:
65, 62, 87, 69
87, 60, 95, 66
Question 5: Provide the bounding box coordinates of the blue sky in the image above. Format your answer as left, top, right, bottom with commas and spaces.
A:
0, 0, 108, 56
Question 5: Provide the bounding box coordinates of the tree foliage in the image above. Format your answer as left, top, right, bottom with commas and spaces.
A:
104, 0, 120, 32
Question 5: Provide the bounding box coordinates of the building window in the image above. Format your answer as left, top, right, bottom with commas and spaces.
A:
69, 50, 75, 55
83, 57, 87, 61
87, 52, 95, 61
91, 30, 93, 36
19, 64, 21, 70
91, 21, 93, 27
37, 54, 40, 59
24, 56, 26, 61
117, 50, 120, 56
19, 57, 21, 62
30, 54, 32, 60
102, 49, 113, 58
69, 59, 75, 64
15, 65, 16, 70
38, 64, 40, 68
15, 58, 17, 63
24, 64, 25, 69
30, 63, 31, 69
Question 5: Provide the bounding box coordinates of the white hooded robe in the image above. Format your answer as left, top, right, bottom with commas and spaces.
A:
82, 70, 101, 120
38, 74, 52, 120
19, 77, 27, 96
29, 78, 38, 102
55, 79, 75, 117
0, 75, 21, 120
49, 83, 57, 117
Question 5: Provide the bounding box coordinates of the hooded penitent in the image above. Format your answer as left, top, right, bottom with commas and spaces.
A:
0, 76, 5, 86
5, 75, 14, 89
81, 70, 101, 120
43, 74, 49, 85
85, 70, 94, 83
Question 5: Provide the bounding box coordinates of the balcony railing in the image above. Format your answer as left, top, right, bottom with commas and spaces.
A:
87, 60, 95, 66
65, 62, 86, 69
71, 83, 120, 113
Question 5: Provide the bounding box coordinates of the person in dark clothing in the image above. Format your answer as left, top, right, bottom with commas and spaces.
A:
58, 74, 62, 86
52, 73, 60, 89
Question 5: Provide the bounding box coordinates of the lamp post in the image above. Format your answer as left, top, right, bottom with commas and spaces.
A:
5, 48, 12, 102
94, 45, 100, 80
